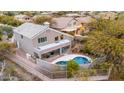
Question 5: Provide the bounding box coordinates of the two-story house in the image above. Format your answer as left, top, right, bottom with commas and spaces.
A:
13, 22, 73, 61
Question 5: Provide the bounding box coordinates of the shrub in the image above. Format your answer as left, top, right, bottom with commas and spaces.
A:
8, 33, 13, 38
67, 60, 79, 78
0, 15, 22, 26
34, 16, 52, 24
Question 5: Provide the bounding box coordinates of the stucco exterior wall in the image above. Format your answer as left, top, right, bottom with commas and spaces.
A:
14, 27, 73, 57
32, 29, 73, 47
14, 32, 34, 55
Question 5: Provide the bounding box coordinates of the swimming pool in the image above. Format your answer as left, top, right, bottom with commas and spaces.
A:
56, 61, 67, 65
52, 54, 92, 65
73, 57, 90, 64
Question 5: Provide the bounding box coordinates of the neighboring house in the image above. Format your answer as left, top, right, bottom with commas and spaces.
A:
13, 23, 73, 60
51, 17, 78, 32
75, 16, 94, 34
75, 23, 86, 35
51, 16, 93, 34
76, 16, 94, 24
65, 13, 81, 17
95, 12, 117, 20
15, 14, 32, 22
79, 11, 94, 17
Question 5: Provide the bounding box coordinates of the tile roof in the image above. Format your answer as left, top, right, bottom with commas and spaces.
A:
51, 17, 75, 29
76, 16, 93, 24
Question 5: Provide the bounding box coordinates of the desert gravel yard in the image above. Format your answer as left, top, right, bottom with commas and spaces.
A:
1, 59, 41, 81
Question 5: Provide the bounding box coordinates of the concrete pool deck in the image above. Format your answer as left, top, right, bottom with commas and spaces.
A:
52, 54, 92, 64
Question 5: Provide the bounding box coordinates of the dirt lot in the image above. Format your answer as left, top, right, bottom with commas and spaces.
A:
2, 59, 41, 81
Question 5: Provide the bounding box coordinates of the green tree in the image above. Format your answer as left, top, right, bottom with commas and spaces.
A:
4, 11, 15, 16
0, 42, 16, 59
34, 16, 52, 24
0, 28, 2, 41
74, 69, 89, 80
89, 18, 124, 39
67, 60, 79, 78
0, 15, 22, 26
5, 63, 15, 76
84, 15, 124, 80
7, 33, 13, 38
73, 69, 97, 81
55, 11, 67, 16
0, 26, 13, 40
1, 26, 12, 33
23, 11, 34, 17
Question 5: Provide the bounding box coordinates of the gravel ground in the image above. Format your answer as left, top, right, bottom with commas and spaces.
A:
3, 59, 41, 81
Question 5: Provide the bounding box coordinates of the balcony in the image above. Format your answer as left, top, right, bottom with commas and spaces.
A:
33, 39, 71, 61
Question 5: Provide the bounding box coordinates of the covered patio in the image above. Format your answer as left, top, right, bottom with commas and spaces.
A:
33, 39, 71, 62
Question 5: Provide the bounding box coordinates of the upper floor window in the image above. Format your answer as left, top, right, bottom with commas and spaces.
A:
55, 36, 59, 41
60, 35, 64, 40
21, 35, 23, 39
38, 37, 47, 43
38, 38, 40, 43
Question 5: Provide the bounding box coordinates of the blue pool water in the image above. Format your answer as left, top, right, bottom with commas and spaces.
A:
56, 61, 67, 65
56, 56, 91, 65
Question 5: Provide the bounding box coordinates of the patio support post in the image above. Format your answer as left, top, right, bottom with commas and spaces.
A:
60, 48, 62, 55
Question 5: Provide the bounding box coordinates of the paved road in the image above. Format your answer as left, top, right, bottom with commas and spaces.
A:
6, 54, 51, 81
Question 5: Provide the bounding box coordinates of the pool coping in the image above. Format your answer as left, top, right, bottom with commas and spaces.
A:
51, 54, 93, 64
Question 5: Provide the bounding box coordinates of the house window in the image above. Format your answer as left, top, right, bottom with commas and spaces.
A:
38, 38, 40, 43
21, 35, 23, 39
41, 37, 47, 42
38, 37, 47, 43
60, 35, 64, 40
55, 36, 59, 41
